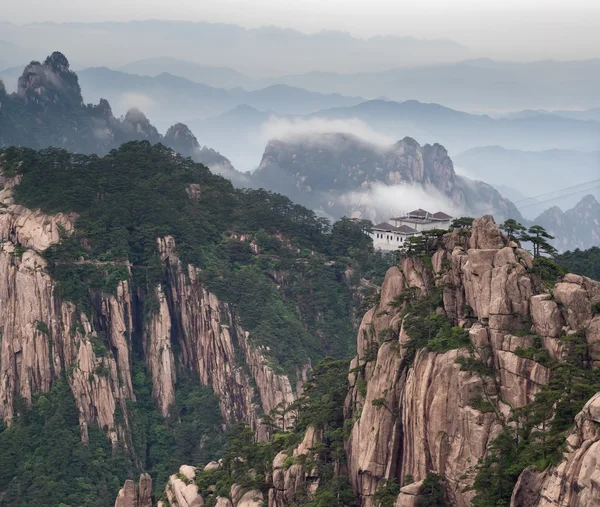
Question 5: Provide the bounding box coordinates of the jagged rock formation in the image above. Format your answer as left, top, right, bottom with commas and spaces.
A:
535, 194, 600, 251
146, 235, 302, 436
511, 393, 600, 506
17, 52, 83, 111
340, 216, 600, 506
164, 122, 240, 180
0, 170, 300, 440
0, 175, 134, 442
114, 474, 153, 507
130, 215, 600, 507
253, 133, 522, 222
0, 52, 235, 175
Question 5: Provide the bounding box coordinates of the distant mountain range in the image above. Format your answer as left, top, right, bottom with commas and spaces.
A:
119, 57, 255, 90
76, 67, 364, 129
253, 59, 600, 111
1, 51, 597, 251
0, 20, 469, 75
186, 99, 600, 175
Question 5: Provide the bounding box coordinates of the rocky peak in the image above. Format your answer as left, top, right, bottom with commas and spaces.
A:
121, 108, 161, 143
164, 122, 200, 157
0, 79, 5, 95
254, 133, 518, 221
16, 51, 83, 110
96, 98, 114, 118
44, 51, 71, 75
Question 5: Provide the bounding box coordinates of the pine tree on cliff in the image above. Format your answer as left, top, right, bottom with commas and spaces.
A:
520, 225, 557, 258
500, 218, 526, 242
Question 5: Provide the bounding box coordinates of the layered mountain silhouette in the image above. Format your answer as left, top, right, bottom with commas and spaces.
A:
0, 52, 234, 171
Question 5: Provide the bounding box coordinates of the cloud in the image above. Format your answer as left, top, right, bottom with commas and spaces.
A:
339, 181, 466, 222
258, 116, 397, 147
115, 93, 156, 116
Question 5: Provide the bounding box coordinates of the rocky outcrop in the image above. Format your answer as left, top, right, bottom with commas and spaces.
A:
145, 236, 300, 437
17, 51, 83, 110
0, 180, 134, 441
114, 474, 152, 507
511, 393, 600, 506
343, 215, 600, 506
269, 426, 322, 506
121, 108, 162, 144
0, 175, 300, 441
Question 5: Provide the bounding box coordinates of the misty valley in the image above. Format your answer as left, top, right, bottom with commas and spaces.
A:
0, 11, 600, 507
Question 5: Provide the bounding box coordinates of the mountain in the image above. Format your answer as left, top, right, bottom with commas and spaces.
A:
257, 58, 600, 111
0, 140, 387, 505
454, 146, 600, 216
534, 194, 600, 250
252, 133, 521, 222
0, 20, 470, 75
120, 56, 255, 89
2, 138, 600, 505
76, 67, 364, 128
0, 52, 235, 172
309, 99, 600, 154
187, 98, 600, 175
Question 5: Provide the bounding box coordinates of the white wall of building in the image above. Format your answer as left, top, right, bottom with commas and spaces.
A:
371, 231, 410, 251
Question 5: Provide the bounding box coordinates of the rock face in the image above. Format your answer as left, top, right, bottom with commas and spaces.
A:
0, 178, 134, 441
114, 474, 152, 507
342, 215, 600, 506
0, 177, 300, 440
253, 133, 521, 222
511, 393, 600, 507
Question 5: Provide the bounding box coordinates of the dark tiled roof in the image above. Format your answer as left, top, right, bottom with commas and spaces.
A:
372, 222, 396, 231
432, 211, 453, 220
373, 222, 418, 234
407, 208, 431, 218
395, 225, 419, 234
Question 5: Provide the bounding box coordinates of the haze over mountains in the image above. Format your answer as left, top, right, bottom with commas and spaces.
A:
2, 7, 600, 507
1, 47, 599, 250
0, 20, 469, 74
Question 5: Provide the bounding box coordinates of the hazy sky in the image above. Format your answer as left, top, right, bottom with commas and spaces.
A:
3, 0, 600, 59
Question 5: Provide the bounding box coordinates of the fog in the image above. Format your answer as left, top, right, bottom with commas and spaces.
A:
340, 182, 465, 223
259, 117, 396, 148
3, 0, 600, 62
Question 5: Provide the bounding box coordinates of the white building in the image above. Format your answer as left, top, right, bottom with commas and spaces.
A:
371, 222, 419, 251
370, 209, 454, 251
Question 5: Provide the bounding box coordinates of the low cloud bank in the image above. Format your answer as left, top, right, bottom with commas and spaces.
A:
339, 181, 465, 222
258, 116, 396, 147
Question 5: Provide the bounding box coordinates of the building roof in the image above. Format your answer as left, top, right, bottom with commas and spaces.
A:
395, 224, 419, 234
407, 208, 431, 218
432, 211, 453, 220
373, 222, 419, 234
372, 222, 396, 231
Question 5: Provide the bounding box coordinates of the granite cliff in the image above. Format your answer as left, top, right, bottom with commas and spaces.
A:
126, 216, 600, 507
